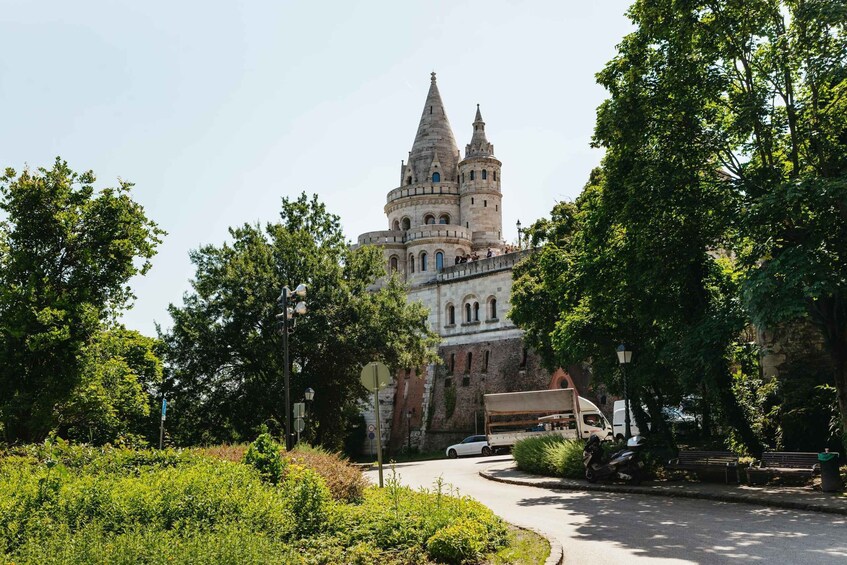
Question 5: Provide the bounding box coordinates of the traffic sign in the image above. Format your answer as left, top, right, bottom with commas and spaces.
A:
367, 423, 376, 433
360, 362, 391, 392
368, 432, 375, 440
294, 418, 305, 433
293, 402, 305, 418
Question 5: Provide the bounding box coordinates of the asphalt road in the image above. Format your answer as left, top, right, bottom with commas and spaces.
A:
365, 455, 847, 564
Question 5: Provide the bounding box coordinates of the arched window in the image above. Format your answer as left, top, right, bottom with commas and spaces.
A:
389, 256, 398, 273
432, 172, 440, 182
402, 217, 411, 230
489, 297, 497, 319
473, 302, 480, 322
438, 214, 449, 224
465, 303, 472, 323
465, 352, 472, 374
470, 170, 475, 181
420, 252, 428, 271
409, 253, 415, 273
407, 176, 412, 185
482, 169, 487, 180
493, 171, 497, 181
447, 304, 455, 325
392, 220, 400, 230
435, 251, 444, 271
462, 173, 465, 183
424, 214, 435, 225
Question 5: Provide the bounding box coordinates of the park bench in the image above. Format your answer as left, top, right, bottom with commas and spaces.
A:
666, 450, 739, 483
746, 452, 820, 485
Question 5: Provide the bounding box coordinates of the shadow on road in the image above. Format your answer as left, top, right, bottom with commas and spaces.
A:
515, 491, 847, 563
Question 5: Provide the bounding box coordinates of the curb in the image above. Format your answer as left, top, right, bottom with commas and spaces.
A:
480, 468, 847, 517
508, 524, 562, 565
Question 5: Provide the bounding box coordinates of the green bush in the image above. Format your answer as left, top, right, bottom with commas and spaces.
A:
0, 444, 511, 564
282, 464, 333, 538
242, 433, 286, 484
285, 444, 367, 503
513, 435, 574, 475
427, 519, 488, 564
544, 438, 586, 479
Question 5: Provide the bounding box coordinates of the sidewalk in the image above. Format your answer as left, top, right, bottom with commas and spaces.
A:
480, 459, 847, 516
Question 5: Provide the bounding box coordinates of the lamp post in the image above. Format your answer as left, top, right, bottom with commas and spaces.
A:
616, 343, 633, 439
278, 283, 307, 451
516, 219, 523, 249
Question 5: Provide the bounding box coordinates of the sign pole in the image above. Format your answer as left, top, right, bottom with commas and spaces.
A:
373, 363, 384, 488
159, 397, 167, 449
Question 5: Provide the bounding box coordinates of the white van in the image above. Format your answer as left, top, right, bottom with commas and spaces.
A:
613, 399, 648, 439
538, 397, 613, 441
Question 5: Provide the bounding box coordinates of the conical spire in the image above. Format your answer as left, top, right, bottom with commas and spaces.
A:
407, 72, 459, 183
465, 104, 493, 158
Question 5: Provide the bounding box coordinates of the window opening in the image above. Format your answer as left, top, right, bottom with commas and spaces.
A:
465, 303, 472, 323
447, 304, 455, 325
483, 350, 489, 372
432, 172, 440, 182
490, 298, 497, 319
420, 252, 428, 271
482, 169, 487, 180
436, 251, 444, 271
470, 170, 475, 181
473, 302, 480, 322
409, 253, 415, 273
465, 352, 472, 374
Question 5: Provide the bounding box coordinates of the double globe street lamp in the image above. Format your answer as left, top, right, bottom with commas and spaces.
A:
277, 283, 307, 451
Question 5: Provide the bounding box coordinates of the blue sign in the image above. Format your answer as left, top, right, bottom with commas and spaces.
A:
161, 398, 167, 420
368, 432, 375, 440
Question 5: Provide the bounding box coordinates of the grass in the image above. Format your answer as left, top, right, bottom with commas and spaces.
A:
486, 525, 551, 565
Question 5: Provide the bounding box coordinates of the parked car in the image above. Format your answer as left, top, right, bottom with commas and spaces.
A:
446, 435, 491, 458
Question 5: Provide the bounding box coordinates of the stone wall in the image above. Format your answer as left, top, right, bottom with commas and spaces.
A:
421, 336, 553, 451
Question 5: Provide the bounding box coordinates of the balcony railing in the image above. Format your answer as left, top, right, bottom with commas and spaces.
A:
437, 249, 534, 281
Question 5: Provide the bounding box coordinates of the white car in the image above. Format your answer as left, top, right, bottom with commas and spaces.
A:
446, 435, 491, 458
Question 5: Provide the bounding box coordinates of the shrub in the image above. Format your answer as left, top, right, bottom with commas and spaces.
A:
282, 464, 333, 538
512, 435, 569, 475
544, 439, 586, 479
427, 519, 488, 564
243, 433, 286, 484
285, 444, 367, 503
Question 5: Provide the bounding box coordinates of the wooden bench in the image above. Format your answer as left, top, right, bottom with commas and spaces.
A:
666, 451, 739, 483
746, 452, 820, 485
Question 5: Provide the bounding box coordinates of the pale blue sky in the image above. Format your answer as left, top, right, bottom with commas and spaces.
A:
0, 1, 632, 336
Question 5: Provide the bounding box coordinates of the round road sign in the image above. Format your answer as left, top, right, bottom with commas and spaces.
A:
367, 424, 376, 433
360, 361, 391, 392
368, 432, 375, 440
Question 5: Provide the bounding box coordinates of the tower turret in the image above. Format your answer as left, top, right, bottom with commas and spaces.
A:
459, 105, 503, 249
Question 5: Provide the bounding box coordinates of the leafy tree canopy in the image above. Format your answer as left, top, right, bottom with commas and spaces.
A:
0, 159, 164, 442
162, 193, 439, 450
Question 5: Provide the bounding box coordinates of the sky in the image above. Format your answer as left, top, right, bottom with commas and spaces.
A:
0, 0, 633, 336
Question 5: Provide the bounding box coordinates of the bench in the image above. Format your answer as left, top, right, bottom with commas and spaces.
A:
746, 452, 820, 485
666, 450, 739, 483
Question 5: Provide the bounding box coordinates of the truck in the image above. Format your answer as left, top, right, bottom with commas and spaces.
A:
538, 397, 613, 441
484, 388, 585, 452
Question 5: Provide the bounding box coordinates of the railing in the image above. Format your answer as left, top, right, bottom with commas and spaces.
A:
357, 230, 405, 246
404, 226, 471, 244
437, 249, 534, 281
357, 226, 472, 246
386, 183, 459, 204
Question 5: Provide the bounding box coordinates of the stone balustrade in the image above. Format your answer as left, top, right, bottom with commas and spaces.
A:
357, 226, 472, 246
437, 249, 534, 282
386, 183, 460, 203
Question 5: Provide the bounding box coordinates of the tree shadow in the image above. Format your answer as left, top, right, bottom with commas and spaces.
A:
515, 491, 847, 563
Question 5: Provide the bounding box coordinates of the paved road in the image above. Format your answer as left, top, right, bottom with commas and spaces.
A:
365, 455, 847, 564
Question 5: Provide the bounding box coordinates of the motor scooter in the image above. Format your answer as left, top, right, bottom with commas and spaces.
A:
583, 434, 645, 485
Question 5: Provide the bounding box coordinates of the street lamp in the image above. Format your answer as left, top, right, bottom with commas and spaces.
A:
616, 343, 633, 440
516, 219, 523, 249
304, 387, 315, 402
278, 283, 308, 451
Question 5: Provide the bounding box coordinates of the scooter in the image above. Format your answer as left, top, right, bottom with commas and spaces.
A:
583, 434, 645, 485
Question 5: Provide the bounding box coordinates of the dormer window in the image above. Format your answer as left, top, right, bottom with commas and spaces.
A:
407, 177, 412, 185
432, 172, 440, 182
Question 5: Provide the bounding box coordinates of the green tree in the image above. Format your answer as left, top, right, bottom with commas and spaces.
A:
0, 159, 164, 442
162, 193, 439, 449
55, 327, 163, 445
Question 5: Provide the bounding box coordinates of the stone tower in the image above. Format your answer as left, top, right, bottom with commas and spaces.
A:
359, 72, 505, 287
